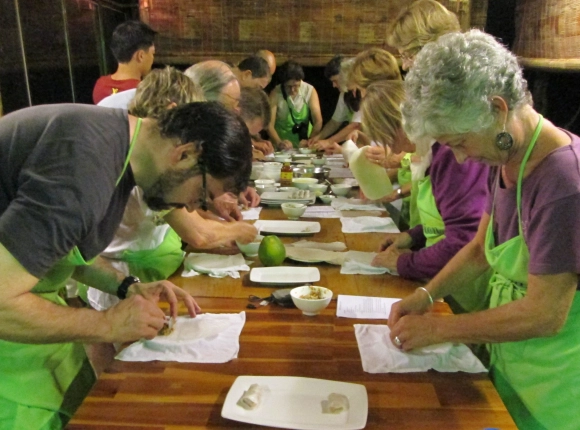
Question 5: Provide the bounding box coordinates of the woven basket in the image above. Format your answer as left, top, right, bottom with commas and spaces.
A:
514, 0, 580, 70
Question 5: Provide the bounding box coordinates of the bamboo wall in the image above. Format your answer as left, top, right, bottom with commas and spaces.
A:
142, 0, 482, 66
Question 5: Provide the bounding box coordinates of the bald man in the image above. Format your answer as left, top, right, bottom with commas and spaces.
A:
256, 49, 276, 76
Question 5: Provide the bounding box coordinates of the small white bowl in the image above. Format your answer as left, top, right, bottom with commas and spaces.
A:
330, 184, 352, 196
292, 177, 319, 190
274, 155, 292, 163
255, 179, 275, 186
236, 235, 264, 257
255, 184, 276, 195
281, 202, 307, 220
308, 183, 328, 196
299, 148, 314, 154
319, 194, 336, 204
290, 286, 333, 316
312, 157, 326, 166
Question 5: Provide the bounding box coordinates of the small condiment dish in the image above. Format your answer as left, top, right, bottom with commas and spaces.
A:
330, 184, 352, 196
236, 235, 264, 257
281, 202, 307, 220
292, 177, 318, 190
290, 285, 333, 316
308, 183, 328, 196
319, 194, 336, 204
299, 148, 314, 154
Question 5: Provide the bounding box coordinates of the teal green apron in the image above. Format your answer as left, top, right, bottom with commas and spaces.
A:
0, 119, 141, 430
397, 153, 412, 230
485, 116, 580, 430
416, 173, 491, 313
275, 98, 313, 148
117, 227, 184, 282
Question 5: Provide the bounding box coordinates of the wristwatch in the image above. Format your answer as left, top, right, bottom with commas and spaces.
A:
117, 275, 140, 299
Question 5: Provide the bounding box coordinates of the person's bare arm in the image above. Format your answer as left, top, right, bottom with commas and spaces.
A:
309, 119, 341, 144
165, 208, 258, 248
308, 88, 323, 137
0, 242, 167, 343
267, 91, 289, 150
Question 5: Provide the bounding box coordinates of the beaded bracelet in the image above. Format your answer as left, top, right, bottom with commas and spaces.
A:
416, 286, 434, 308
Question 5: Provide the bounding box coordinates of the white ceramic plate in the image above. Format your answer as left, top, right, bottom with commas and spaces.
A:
261, 191, 316, 206
249, 267, 320, 284
221, 376, 368, 430
254, 220, 321, 235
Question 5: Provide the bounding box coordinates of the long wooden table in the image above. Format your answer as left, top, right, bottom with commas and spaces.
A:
69, 209, 516, 429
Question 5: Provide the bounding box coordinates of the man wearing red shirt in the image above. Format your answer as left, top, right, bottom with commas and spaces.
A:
93, 21, 157, 104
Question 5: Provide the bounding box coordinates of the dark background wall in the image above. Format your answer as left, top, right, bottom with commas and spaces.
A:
1, 0, 579, 135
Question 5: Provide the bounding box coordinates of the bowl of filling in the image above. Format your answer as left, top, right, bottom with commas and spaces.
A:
299, 147, 315, 154
330, 184, 352, 196
290, 286, 333, 316
236, 235, 264, 257
292, 177, 319, 190
281, 202, 307, 220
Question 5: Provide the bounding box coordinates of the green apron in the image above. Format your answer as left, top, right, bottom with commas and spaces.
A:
116, 226, 184, 282
416, 173, 491, 313
0, 119, 141, 430
275, 97, 313, 148
397, 153, 412, 230
485, 116, 580, 430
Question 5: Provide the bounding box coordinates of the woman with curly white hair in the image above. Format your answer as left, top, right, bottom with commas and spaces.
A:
390, 29, 580, 429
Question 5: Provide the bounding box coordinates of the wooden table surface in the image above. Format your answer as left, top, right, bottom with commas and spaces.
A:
69, 208, 516, 429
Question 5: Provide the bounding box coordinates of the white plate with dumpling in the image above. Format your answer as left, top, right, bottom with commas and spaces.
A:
221, 376, 368, 430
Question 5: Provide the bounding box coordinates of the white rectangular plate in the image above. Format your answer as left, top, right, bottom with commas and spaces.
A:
254, 220, 321, 235
261, 191, 316, 206
249, 267, 320, 284
221, 376, 368, 430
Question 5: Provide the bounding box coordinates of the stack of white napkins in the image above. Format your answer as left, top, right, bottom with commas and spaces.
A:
116, 313, 245, 363
332, 197, 386, 212
340, 216, 399, 233
340, 251, 397, 275
182, 253, 250, 278
354, 324, 486, 373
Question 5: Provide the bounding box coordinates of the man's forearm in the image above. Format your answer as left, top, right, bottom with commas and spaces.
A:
73, 256, 125, 296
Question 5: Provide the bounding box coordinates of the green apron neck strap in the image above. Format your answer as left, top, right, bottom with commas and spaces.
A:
116, 117, 142, 186
516, 114, 543, 232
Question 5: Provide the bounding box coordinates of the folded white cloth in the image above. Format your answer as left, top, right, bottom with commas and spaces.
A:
242, 206, 262, 220
340, 216, 399, 233
288, 240, 347, 251
354, 324, 487, 373
340, 250, 396, 275
332, 197, 386, 212
302, 206, 341, 218
182, 253, 250, 278
116, 313, 245, 363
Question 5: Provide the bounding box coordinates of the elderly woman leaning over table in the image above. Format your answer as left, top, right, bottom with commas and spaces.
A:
389, 29, 580, 430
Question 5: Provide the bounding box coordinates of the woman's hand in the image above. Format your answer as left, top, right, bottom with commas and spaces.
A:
389, 313, 444, 351
365, 146, 386, 166
239, 187, 260, 208
377, 232, 412, 252
371, 247, 410, 271
278, 140, 294, 151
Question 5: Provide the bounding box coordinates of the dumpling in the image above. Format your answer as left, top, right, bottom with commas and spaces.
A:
237, 384, 264, 410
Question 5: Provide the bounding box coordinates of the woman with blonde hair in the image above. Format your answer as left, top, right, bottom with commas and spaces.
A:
362, 79, 490, 314
387, 0, 460, 71
349, 47, 401, 95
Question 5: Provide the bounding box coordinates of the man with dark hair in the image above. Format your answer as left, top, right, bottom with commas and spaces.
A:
239, 87, 274, 157
232, 56, 271, 89
324, 54, 343, 87
92, 20, 157, 104
0, 101, 251, 429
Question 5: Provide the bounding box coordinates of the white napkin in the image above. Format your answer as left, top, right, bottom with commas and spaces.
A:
340, 216, 399, 233
116, 313, 245, 363
332, 197, 386, 212
340, 251, 397, 275
354, 324, 487, 373
302, 206, 341, 218
242, 206, 262, 220
182, 253, 250, 278
288, 240, 347, 251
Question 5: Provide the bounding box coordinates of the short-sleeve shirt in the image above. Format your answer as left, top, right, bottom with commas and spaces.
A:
97, 88, 137, 109
486, 130, 580, 279
0, 104, 136, 278
331, 93, 354, 123
93, 75, 140, 104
